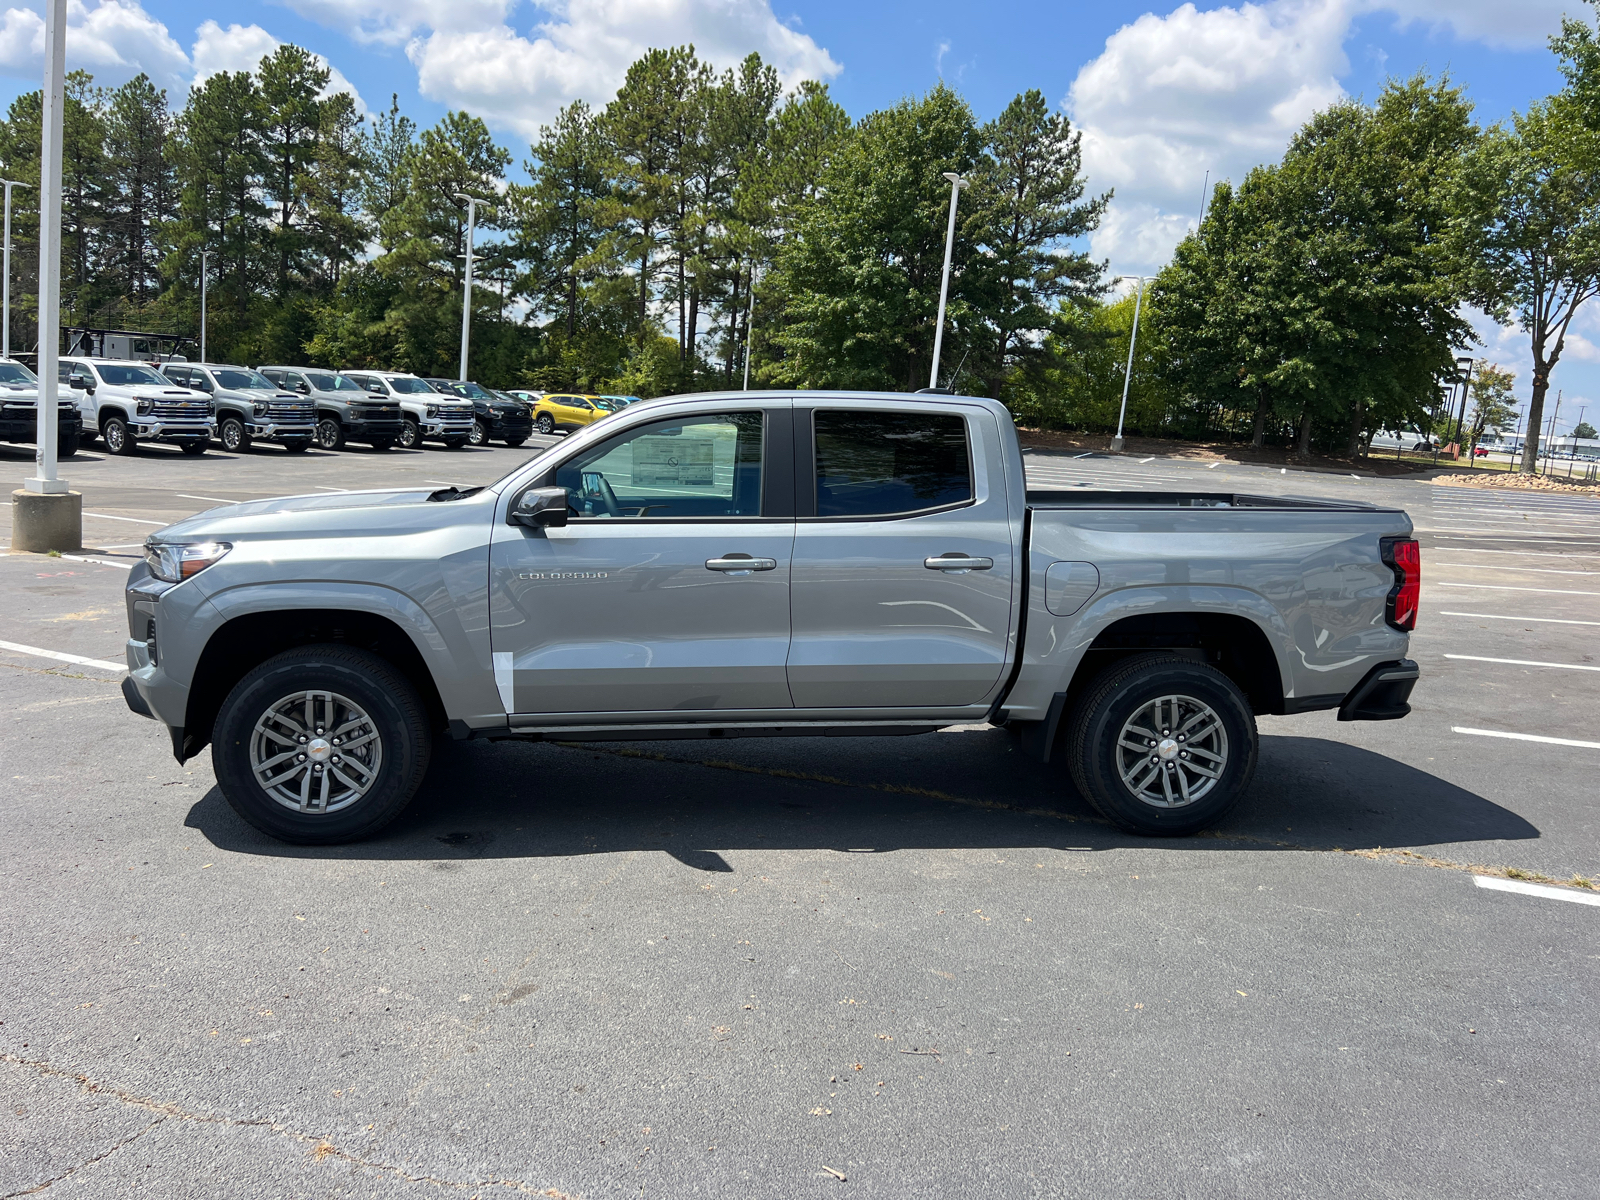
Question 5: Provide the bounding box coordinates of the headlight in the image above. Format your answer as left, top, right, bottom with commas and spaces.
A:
425, 405, 439, 418
136, 399, 152, 415
144, 540, 232, 583
253, 402, 268, 416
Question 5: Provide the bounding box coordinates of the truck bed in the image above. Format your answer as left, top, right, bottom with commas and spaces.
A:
1026, 489, 1395, 511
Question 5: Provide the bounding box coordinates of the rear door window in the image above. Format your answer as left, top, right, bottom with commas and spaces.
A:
810, 410, 972, 518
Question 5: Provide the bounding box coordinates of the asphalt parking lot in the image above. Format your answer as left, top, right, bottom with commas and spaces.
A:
3, 436, 1598, 1198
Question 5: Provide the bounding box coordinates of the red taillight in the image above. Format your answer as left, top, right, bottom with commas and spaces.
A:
1382, 537, 1419, 632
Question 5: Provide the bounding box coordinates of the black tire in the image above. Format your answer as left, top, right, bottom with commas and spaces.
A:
59, 431, 80, 457
315, 417, 345, 450
179, 440, 209, 456
1065, 653, 1257, 837
468, 418, 489, 447
368, 437, 395, 451
443, 436, 468, 449
102, 414, 136, 456
212, 646, 433, 845
535, 413, 555, 435
398, 418, 420, 450
282, 439, 311, 453
504, 436, 527, 448
219, 416, 250, 453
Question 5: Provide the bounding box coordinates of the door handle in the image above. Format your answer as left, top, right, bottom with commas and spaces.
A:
925, 554, 994, 573
706, 554, 778, 575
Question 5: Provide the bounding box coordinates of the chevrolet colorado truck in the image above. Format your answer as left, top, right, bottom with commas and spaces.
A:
121, 391, 1420, 845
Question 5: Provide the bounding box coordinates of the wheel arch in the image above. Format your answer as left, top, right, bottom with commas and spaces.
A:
181, 608, 449, 762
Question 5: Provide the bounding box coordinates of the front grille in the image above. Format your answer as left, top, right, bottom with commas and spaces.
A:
355, 404, 400, 419
264, 402, 314, 421
149, 400, 210, 420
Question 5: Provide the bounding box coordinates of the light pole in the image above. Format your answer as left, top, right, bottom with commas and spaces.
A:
198, 249, 208, 363
928, 171, 967, 390
454, 193, 484, 382
1111, 276, 1150, 453
14, 0, 77, 553
2, 179, 32, 360
742, 264, 758, 391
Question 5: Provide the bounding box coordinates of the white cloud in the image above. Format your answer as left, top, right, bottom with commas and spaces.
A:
1370, 0, 1576, 51
0, 0, 189, 92
283, 0, 839, 141
1069, 0, 1351, 278
191, 20, 366, 112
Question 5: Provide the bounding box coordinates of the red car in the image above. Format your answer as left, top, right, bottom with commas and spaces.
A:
1474, 445, 1490, 456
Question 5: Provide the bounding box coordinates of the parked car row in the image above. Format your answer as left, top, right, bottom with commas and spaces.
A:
0, 355, 641, 459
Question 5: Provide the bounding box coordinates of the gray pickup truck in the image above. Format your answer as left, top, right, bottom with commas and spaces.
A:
121, 391, 1419, 844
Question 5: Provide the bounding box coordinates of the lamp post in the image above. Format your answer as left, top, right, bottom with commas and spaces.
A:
454, 193, 484, 382
1111, 276, 1150, 453
742, 265, 758, 391
198, 249, 208, 363
2, 179, 32, 360
928, 171, 967, 390
13, 0, 78, 552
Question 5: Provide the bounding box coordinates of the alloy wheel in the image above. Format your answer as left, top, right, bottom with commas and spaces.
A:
249, 689, 384, 815
1114, 694, 1229, 809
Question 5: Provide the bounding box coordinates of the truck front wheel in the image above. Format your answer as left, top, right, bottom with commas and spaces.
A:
102, 415, 136, 456
219, 415, 250, 452
1065, 654, 1257, 837
212, 646, 433, 845
315, 417, 344, 450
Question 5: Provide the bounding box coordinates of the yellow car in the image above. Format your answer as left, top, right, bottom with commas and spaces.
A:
530, 393, 610, 435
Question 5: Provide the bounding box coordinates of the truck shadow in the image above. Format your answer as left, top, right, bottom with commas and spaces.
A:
184, 731, 1538, 865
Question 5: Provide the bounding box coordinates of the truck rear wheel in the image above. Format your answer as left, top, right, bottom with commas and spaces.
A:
212, 646, 432, 845
1065, 654, 1257, 837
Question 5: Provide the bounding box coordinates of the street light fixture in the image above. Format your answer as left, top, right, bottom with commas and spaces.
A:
454, 193, 486, 382
1, 179, 33, 361
1111, 276, 1150, 453
929, 171, 967, 391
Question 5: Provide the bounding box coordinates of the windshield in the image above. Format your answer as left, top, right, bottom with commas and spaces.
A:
0, 362, 37, 384
213, 368, 275, 390
95, 363, 168, 387
450, 381, 495, 400
387, 376, 438, 394
325, 374, 365, 391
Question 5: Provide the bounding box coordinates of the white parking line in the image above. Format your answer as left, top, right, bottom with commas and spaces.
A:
177, 494, 237, 504
1473, 875, 1600, 908
1433, 582, 1600, 597
0, 638, 125, 672
1434, 562, 1600, 575
61, 555, 133, 570
1436, 548, 1600, 559
1454, 726, 1600, 750
83, 512, 167, 526
313, 486, 350, 493
1207, 461, 1221, 469
1440, 611, 1600, 626
1138, 457, 1154, 463
1444, 654, 1600, 672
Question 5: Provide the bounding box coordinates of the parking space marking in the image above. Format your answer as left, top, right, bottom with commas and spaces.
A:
1440, 611, 1600, 626
0, 638, 125, 672
61, 555, 132, 570
1434, 582, 1600, 597
1453, 726, 1600, 750
1474, 875, 1600, 908
176, 494, 237, 504
1434, 562, 1600, 575
1208, 461, 1221, 469
1435, 548, 1600, 559
313, 486, 350, 493
1444, 654, 1600, 672
83, 512, 167, 526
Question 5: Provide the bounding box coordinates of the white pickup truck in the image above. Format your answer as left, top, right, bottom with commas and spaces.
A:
122, 391, 1419, 844
61, 356, 213, 455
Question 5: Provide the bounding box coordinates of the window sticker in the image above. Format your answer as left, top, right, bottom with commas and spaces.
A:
633, 436, 715, 487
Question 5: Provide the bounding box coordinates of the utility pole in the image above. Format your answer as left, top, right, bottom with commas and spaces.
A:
1196, 170, 1209, 230
1111, 276, 1150, 453
1546, 389, 1563, 474
928, 172, 967, 390
742, 266, 758, 391
454, 193, 483, 382
199, 249, 208, 363
13, 0, 78, 553
1, 180, 31, 360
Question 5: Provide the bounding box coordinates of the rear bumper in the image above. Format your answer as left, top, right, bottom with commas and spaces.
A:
1338, 659, 1419, 721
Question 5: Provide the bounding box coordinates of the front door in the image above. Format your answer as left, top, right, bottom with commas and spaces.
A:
786, 403, 1016, 710
490, 406, 795, 715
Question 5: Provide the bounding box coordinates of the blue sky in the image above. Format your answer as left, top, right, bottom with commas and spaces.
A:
0, 0, 1592, 432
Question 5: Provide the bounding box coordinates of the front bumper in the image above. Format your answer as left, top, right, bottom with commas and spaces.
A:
245, 421, 316, 440
426, 420, 474, 439
136, 421, 214, 442
346, 418, 404, 438
0, 411, 81, 442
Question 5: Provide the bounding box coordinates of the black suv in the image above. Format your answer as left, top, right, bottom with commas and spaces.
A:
424, 378, 533, 447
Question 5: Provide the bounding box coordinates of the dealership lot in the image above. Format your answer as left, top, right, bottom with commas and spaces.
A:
2, 439, 1598, 1198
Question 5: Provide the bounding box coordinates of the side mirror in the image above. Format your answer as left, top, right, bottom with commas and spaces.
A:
296, 381, 311, 394
67, 373, 89, 391
509, 486, 569, 528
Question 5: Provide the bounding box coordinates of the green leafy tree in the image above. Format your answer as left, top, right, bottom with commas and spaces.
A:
257, 45, 330, 297
514, 100, 609, 338
101, 74, 175, 311
1574, 419, 1598, 438
1466, 360, 1517, 450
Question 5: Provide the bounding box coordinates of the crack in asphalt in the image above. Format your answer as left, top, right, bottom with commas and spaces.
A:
0, 1054, 576, 1198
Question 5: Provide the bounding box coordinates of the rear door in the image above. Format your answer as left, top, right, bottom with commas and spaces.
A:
490, 403, 797, 715
786, 401, 1016, 710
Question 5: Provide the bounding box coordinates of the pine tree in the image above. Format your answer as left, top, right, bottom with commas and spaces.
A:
101, 74, 175, 310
